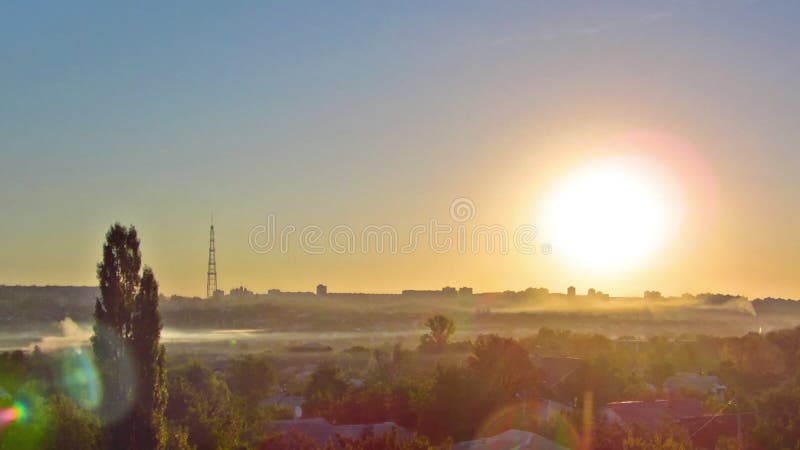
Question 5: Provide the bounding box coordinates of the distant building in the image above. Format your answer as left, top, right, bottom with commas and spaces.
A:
229, 285, 253, 297
402, 289, 436, 296
458, 286, 473, 296
402, 289, 439, 296
567, 286, 576, 297
644, 290, 662, 300
212, 289, 224, 298
442, 286, 457, 296
402, 287, 458, 297
316, 284, 327, 296
268, 290, 315, 298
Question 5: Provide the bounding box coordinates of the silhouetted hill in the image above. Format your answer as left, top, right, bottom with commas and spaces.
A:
0, 285, 97, 324
752, 297, 800, 315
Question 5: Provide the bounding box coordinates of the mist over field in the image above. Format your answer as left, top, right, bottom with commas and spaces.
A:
1, 286, 794, 354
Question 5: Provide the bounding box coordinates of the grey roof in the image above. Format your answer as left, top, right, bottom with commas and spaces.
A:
664, 373, 726, 393
271, 418, 410, 446
454, 429, 568, 450
603, 398, 706, 430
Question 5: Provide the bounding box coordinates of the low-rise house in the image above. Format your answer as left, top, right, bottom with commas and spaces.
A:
454, 429, 568, 450
664, 373, 727, 400
602, 398, 706, 430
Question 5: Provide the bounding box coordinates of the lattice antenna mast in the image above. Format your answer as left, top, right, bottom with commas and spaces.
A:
206, 218, 218, 298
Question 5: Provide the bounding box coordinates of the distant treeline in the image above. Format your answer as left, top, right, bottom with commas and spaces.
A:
0, 285, 798, 331
0, 286, 97, 324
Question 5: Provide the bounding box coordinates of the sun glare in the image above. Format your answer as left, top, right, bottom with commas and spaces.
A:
542, 156, 682, 272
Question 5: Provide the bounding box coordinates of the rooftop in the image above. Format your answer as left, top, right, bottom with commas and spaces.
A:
271, 418, 410, 446
454, 429, 568, 450
604, 398, 706, 430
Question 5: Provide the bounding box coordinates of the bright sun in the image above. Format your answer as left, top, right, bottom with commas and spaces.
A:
541, 156, 682, 272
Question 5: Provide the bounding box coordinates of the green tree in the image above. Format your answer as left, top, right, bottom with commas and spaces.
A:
753, 376, 800, 450
43, 394, 104, 450
91, 224, 167, 450
0, 382, 51, 450
261, 429, 320, 450
131, 269, 168, 450
622, 421, 696, 450
305, 362, 349, 406
467, 334, 538, 398
766, 326, 800, 374
330, 428, 436, 450
420, 315, 455, 352
417, 364, 492, 442
369, 343, 411, 384
645, 360, 675, 386
163, 426, 195, 450
166, 363, 244, 450
226, 354, 276, 402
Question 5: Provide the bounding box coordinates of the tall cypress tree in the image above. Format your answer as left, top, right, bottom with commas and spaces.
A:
131, 268, 168, 450
92, 224, 140, 449
92, 224, 167, 450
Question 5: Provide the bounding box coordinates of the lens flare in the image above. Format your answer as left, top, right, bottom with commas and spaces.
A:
473, 399, 579, 448
86, 325, 138, 423
60, 348, 102, 410
0, 401, 27, 427
0, 390, 52, 449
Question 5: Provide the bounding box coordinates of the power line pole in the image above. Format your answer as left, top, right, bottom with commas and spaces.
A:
736, 395, 743, 450
206, 219, 218, 298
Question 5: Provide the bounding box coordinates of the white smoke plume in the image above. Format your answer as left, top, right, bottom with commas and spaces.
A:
30, 317, 92, 352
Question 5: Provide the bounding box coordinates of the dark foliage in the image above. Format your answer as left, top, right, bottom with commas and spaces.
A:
91, 224, 167, 450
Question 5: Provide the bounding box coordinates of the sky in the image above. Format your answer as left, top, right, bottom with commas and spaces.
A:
1, 1, 798, 298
